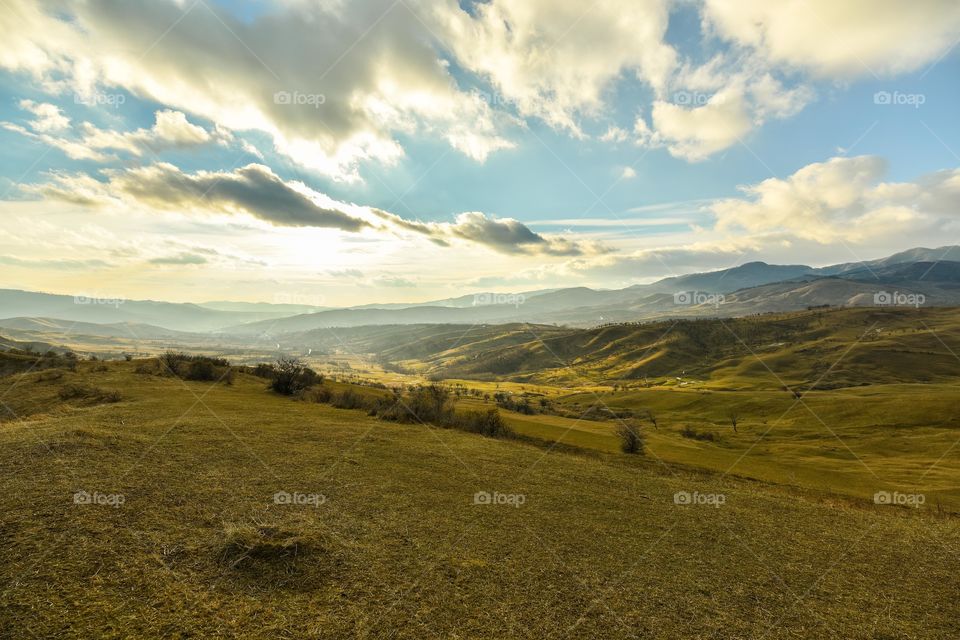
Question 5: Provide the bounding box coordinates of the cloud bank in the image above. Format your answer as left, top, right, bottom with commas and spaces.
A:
29, 161, 598, 256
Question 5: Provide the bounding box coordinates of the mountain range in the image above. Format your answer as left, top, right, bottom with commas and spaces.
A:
1, 245, 958, 340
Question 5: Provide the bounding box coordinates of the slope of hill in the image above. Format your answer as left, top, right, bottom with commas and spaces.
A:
328, 307, 960, 388
821, 245, 960, 274
0, 317, 198, 340
837, 260, 960, 284
634, 261, 815, 294
1, 361, 956, 638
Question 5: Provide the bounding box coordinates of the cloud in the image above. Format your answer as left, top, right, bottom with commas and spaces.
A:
634, 59, 814, 161
28, 160, 595, 256
31, 162, 372, 231
438, 0, 677, 135
326, 268, 365, 279
0, 255, 114, 270
560, 241, 756, 281
77, 109, 219, 156
1, 122, 109, 162
601, 127, 630, 144
643, 88, 752, 161
3, 0, 952, 174
0, 0, 514, 181
149, 252, 209, 265
621, 167, 637, 180
712, 155, 960, 242
115, 163, 373, 231
2, 105, 221, 161
371, 275, 417, 288
373, 209, 606, 256
19, 100, 69, 132
703, 0, 960, 77
446, 212, 597, 256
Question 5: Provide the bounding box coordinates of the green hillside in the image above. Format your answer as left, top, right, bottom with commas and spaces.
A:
365, 308, 960, 388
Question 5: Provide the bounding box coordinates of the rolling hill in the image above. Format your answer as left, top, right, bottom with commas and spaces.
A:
285, 307, 960, 388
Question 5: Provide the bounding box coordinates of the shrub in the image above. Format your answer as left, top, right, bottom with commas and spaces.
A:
402, 385, 454, 424
135, 362, 156, 375
616, 421, 645, 454
493, 392, 536, 414
270, 357, 321, 395
301, 379, 511, 439
679, 426, 716, 442
159, 351, 187, 376
303, 386, 332, 403
330, 388, 367, 410
251, 363, 275, 379
185, 359, 217, 381
58, 384, 121, 403
161, 351, 230, 374
455, 409, 513, 438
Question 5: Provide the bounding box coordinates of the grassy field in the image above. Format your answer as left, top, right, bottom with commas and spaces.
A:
1, 360, 959, 638
533, 383, 960, 509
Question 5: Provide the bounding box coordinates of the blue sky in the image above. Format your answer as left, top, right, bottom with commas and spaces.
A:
0, 0, 958, 305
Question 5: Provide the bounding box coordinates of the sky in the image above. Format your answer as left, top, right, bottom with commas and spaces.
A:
0, 0, 958, 307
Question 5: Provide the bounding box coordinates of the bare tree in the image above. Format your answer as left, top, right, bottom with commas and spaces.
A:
728, 411, 739, 433
616, 421, 645, 455
645, 409, 658, 430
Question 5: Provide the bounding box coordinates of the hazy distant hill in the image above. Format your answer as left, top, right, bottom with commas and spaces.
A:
835, 260, 960, 284
633, 261, 816, 294
4, 246, 959, 334
0, 289, 303, 332
0, 317, 197, 340
819, 245, 960, 274
198, 301, 330, 314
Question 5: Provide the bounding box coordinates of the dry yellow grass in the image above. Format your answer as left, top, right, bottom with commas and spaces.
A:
0, 360, 958, 638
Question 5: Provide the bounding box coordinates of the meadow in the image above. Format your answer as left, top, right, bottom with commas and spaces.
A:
0, 357, 958, 638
